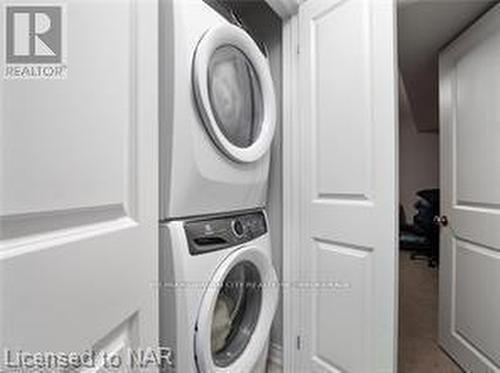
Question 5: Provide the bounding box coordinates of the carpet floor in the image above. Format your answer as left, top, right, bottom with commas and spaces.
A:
398, 250, 462, 372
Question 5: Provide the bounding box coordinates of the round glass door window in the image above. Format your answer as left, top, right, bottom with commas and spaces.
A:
210, 261, 262, 367
208, 46, 264, 148
193, 24, 276, 163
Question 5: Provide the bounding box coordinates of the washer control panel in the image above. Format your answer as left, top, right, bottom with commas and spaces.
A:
184, 210, 267, 255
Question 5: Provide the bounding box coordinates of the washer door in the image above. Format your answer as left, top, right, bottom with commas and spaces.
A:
194, 246, 279, 372
193, 24, 276, 163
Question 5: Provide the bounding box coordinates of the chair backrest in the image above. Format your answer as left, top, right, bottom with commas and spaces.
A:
399, 204, 407, 228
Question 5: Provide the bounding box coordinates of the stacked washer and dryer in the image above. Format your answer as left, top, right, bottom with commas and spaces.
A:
159, 1, 279, 372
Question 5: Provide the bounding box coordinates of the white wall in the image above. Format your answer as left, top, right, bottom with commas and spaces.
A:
399, 77, 440, 221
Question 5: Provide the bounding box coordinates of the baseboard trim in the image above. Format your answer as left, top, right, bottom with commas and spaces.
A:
268, 343, 283, 367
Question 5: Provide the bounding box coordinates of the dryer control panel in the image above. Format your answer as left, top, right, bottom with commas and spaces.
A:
184, 210, 267, 255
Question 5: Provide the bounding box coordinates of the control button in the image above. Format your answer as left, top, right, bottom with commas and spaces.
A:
232, 219, 244, 237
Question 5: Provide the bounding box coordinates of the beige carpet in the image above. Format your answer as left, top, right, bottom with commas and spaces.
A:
398, 251, 462, 372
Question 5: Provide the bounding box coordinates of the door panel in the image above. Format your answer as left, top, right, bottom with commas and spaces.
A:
313, 0, 373, 199
0, 0, 158, 363
439, 4, 500, 372
454, 240, 500, 367
313, 241, 373, 373
455, 36, 500, 207
298, 0, 397, 371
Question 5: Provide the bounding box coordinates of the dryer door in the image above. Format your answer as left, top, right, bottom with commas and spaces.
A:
193, 24, 276, 163
194, 246, 279, 372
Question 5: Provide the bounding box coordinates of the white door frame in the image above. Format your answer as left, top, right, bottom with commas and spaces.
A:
281, 10, 302, 373
263, 1, 302, 371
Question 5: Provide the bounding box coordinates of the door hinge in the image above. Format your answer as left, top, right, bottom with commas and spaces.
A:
297, 44, 300, 55
296, 335, 302, 350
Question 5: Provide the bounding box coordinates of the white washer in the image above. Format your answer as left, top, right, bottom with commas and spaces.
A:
160, 0, 277, 219
160, 210, 279, 372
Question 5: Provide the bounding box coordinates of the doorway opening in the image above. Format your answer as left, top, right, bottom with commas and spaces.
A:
397, 1, 494, 372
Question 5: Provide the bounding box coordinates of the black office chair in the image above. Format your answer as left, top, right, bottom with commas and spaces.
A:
399, 189, 440, 267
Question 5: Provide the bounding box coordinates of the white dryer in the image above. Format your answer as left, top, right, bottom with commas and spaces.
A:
159, 210, 279, 372
160, 0, 277, 219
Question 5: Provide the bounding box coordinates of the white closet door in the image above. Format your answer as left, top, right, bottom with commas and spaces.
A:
439, 4, 500, 372
297, 0, 398, 371
0, 0, 158, 367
